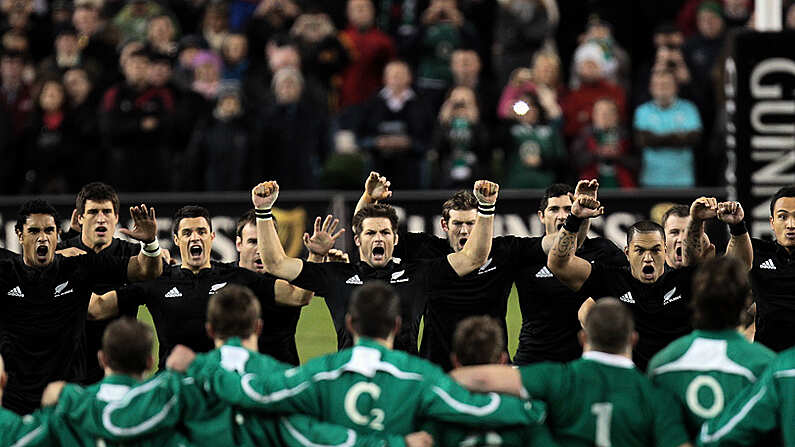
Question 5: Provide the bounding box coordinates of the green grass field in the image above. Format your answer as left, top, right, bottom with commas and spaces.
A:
138, 286, 523, 371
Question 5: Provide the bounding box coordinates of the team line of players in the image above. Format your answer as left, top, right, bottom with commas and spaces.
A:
1, 175, 794, 445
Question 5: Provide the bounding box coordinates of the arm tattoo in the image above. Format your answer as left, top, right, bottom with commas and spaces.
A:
684, 218, 703, 263
553, 231, 577, 259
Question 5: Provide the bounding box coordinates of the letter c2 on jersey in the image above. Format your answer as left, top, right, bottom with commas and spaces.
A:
344, 382, 386, 431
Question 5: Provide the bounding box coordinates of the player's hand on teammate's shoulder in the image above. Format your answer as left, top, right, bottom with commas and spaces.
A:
41, 381, 66, 407
56, 247, 86, 257
166, 345, 197, 373
404, 431, 434, 447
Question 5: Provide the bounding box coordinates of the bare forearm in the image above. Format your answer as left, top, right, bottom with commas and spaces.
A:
726, 233, 753, 270
129, 251, 163, 281
88, 291, 119, 320
576, 219, 590, 249
354, 192, 374, 216
683, 218, 704, 266
549, 228, 578, 270
450, 214, 493, 275
257, 218, 302, 280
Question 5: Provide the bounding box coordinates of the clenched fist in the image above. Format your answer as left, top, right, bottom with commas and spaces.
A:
252, 181, 279, 209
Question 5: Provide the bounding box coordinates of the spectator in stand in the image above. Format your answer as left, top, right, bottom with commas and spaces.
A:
573, 16, 630, 91
189, 49, 223, 103
146, 13, 179, 57
221, 33, 250, 81
634, 69, 702, 188
683, 1, 727, 186
432, 86, 490, 188
21, 79, 76, 193
184, 82, 253, 190
201, 1, 230, 52
499, 88, 565, 189
245, 0, 301, 60
338, 0, 396, 110
411, 0, 480, 115
290, 10, 348, 108
677, 0, 752, 35
50, 0, 74, 29
633, 23, 692, 110
37, 25, 82, 79
63, 67, 101, 185
100, 48, 175, 191
450, 48, 498, 127
0, 49, 33, 147
255, 67, 330, 189
493, 0, 553, 86
357, 60, 433, 189
72, 0, 117, 88
0, 0, 51, 62
172, 34, 206, 91
112, 0, 170, 43
561, 42, 626, 141
571, 97, 636, 189
531, 49, 564, 95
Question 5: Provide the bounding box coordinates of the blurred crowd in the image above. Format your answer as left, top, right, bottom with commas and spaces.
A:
1, 0, 794, 193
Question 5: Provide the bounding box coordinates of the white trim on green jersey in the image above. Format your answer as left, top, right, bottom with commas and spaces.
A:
430, 386, 502, 416
9, 426, 45, 447
582, 351, 635, 369
698, 385, 768, 444
241, 374, 312, 403
280, 417, 357, 447
773, 369, 795, 379
102, 375, 179, 437
650, 339, 756, 381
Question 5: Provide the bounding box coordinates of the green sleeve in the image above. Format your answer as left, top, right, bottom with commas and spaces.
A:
0, 408, 55, 447
188, 353, 321, 416
417, 366, 541, 428
278, 414, 405, 447
519, 363, 567, 402
651, 388, 690, 447
55, 374, 184, 440
697, 367, 779, 447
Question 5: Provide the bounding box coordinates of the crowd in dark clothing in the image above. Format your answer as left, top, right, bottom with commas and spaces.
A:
1, 0, 794, 194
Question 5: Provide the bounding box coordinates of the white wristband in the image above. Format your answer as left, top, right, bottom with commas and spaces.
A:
141, 240, 161, 257
255, 208, 273, 221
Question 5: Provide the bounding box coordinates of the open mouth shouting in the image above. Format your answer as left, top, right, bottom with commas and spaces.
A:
674, 246, 683, 264
458, 237, 468, 250
253, 257, 264, 271
35, 244, 49, 263
641, 264, 655, 281
371, 245, 386, 262
188, 243, 204, 261
95, 225, 108, 238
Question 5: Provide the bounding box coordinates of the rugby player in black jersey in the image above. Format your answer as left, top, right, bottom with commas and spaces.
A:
252, 179, 499, 355
88, 205, 340, 369
0, 199, 162, 414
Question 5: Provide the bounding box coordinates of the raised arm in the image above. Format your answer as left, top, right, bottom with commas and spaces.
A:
88, 291, 119, 320
252, 181, 304, 281
354, 172, 392, 216
447, 181, 498, 276
541, 179, 599, 254
547, 195, 603, 291
120, 204, 163, 281
718, 201, 753, 271
683, 197, 717, 266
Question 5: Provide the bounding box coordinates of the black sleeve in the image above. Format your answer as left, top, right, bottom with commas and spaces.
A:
290, 260, 339, 297
116, 282, 150, 316
77, 250, 129, 286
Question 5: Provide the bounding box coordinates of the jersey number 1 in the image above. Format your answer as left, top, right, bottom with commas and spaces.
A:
591, 402, 613, 447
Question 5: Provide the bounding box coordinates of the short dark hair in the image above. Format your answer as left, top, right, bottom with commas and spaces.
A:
235, 209, 278, 239
769, 185, 795, 217
626, 220, 665, 247
584, 298, 634, 354
352, 204, 398, 236
102, 317, 154, 375
442, 190, 477, 222
348, 281, 400, 339
173, 205, 212, 235
207, 285, 261, 340
76, 182, 120, 216
452, 316, 504, 366
15, 200, 59, 234
538, 184, 573, 213
692, 257, 751, 330
661, 204, 689, 229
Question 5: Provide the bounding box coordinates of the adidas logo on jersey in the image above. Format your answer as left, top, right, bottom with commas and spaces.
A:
478, 258, 497, 275
663, 287, 682, 305
7, 286, 24, 297
165, 287, 183, 298
535, 267, 553, 278
346, 275, 363, 285
390, 270, 408, 283
760, 259, 776, 270
619, 292, 635, 304
208, 282, 228, 295
54, 281, 74, 298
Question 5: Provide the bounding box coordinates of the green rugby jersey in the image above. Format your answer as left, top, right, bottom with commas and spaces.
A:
55, 346, 403, 447
648, 330, 775, 436
698, 347, 795, 446
519, 351, 690, 447
0, 407, 57, 447
188, 337, 544, 436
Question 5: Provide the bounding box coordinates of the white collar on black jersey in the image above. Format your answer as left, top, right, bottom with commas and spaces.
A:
582, 351, 635, 369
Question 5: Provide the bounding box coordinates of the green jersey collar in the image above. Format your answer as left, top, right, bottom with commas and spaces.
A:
354, 337, 391, 352
692, 329, 745, 340
100, 374, 140, 387
582, 351, 636, 369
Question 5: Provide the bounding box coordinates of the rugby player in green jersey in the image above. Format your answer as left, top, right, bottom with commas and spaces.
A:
167, 281, 545, 437
648, 256, 775, 436
698, 347, 795, 446
43, 308, 418, 447
450, 299, 693, 447
0, 354, 58, 447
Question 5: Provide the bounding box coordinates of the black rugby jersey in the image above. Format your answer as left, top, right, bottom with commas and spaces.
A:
58, 235, 141, 384
749, 238, 795, 352
116, 261, 279, 369
514, 237, 625, 365
0, 252, 128, 414
579, 263, 697, 371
